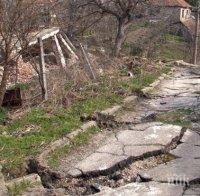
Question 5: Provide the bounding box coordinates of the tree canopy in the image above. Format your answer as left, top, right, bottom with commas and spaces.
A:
186, 0, 199, 6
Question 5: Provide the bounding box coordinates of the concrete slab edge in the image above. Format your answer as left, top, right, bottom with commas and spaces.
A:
142, 67, 175, 95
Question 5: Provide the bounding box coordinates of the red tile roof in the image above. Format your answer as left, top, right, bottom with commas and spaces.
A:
150, 0, 192, 8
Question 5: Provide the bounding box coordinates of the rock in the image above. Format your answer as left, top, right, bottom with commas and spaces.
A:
0, 165, 7, 196
170, 143, 200, 158
93, 182, 184, 196
123, 96, 137, 104
81, 121, 97, 131
6, 174, 41, 189
101, 105, 121, 115
181, 130, 200, 145
138, 172, 152, 182
67, 168, 82, 177
191, 121, 200, 132
80, 113, 90, 122
191, 122, 200, 131
109, 171, 122, 181
141, 111, 157, 122
135, 175, 142, 182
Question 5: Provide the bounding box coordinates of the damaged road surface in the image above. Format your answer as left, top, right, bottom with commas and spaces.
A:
57, 65, 200, 195
67, 123, 184, 177
6, 64, 200, 195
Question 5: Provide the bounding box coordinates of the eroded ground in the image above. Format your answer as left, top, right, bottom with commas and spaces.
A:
3, 64, 200, 195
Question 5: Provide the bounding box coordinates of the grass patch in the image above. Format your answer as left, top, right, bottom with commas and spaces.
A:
10, 83, 30, 91
164, 34, 184, 43
129, 21, 150, 31
0, 107, 7, 125
156, 109, 192, 127
0, 94, 121, 175
156, 34, 189, 61
48, 126, 101, 168
7, 180, 34, 196
0, 63, 173, 176
121, 65, 170, 92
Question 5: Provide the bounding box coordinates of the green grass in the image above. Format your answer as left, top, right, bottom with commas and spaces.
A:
164, 34, 184, 43
129, 21, 150, 31
48, 126, 101, 168
120, 65, 170, 92
7, 180, 34, 196
0, 94, 121, 175
0, 108, 7, 125
0, 63, 173, 176
156, 34, 189, 61
10, 83, 30, 91
156, 109, 192, 127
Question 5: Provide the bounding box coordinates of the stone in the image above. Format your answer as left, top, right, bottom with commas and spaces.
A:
123, 96, 137, 104
67, 129, 83, 140
81, 121, 97, 131
191, 123, 200, 131
109, 171, 122, 181
138, 172, 152, 182
181, 130, 200, 145
0, 165, 7, 196
6, 174, 41, 188
101, 105, 121, 115
141, 111, 157, 121
142, 158, 200, 183
67, 168, 82, 177
93, 182, 184, 196
170, 143, 200, 158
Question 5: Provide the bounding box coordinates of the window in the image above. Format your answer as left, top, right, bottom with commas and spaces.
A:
182, 9, 185, 18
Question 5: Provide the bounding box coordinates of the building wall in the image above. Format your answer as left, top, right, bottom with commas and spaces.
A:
180, 8, 191, 21
149, 6, 191, 23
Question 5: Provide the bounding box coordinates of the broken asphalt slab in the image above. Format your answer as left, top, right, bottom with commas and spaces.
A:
140, 158, 200, 184
92, 181, 184, 196
67, 123, 184, 177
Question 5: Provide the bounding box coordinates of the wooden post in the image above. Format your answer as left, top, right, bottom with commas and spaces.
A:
62, 33, 77, 52
58, 34, 78, 60
80, 43, 96, 80
53, 35, 67, 70
193, 2, 200, 65
38, 37, 48, 100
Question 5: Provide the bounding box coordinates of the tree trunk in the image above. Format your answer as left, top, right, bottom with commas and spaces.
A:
114, 20, 129, 57
67, 0, 77, 39
0, 64, 10, 106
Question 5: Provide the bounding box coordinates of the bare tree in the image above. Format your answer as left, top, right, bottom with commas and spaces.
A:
0, 0, 46, 106
80, 0, 148, 56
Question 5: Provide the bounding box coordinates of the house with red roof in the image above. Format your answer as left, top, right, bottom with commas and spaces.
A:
149, 0, 192, 23
149, 0, 196, 40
